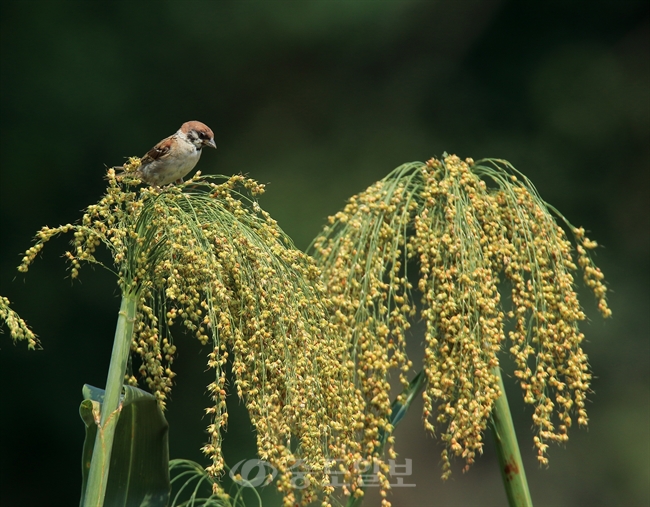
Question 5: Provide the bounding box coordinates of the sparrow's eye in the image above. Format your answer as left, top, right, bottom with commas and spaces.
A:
199, 131, 210, 140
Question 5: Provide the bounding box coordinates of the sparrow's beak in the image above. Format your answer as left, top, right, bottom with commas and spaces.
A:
205, 139, 217, 149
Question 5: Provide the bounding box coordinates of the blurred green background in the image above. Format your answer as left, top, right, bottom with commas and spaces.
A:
1, 1, 648, 506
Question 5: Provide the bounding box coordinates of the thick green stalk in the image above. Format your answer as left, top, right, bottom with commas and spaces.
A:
490, 366, 533, 507
82, 291, 138, 507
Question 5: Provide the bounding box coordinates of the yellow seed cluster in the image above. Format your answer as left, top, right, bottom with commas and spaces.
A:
311, 173, 419, 500
0, 296, 39, 349
311, 155, 611, 478
413, 157, 505, 477
17, 166, 369, 506
483, 167, 611, 465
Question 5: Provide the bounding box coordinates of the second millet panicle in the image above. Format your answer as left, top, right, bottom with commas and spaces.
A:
124, 121, 217, 186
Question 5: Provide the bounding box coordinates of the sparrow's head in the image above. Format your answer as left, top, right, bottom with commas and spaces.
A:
180, 121, 217, 150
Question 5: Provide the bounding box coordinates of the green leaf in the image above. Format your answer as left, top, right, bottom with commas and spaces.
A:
388, 371, 426, 432
80, 384, 170, 507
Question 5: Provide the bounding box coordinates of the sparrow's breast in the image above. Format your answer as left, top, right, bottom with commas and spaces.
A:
141, 146, 202, 186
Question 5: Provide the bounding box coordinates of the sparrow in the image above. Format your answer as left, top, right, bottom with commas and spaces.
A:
131, 121, 217, 186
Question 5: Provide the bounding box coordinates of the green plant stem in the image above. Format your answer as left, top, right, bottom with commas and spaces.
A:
82, 291, 138, 507
490, 366, 533, 507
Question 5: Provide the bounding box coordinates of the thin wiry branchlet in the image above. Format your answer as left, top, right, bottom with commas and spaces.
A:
311, 155, 610, 479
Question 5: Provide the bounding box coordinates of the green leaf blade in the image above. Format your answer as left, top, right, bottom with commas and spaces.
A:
80, 384, 170, 507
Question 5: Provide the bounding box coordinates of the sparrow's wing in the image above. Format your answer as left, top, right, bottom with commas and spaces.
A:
141, 136, 174, 164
